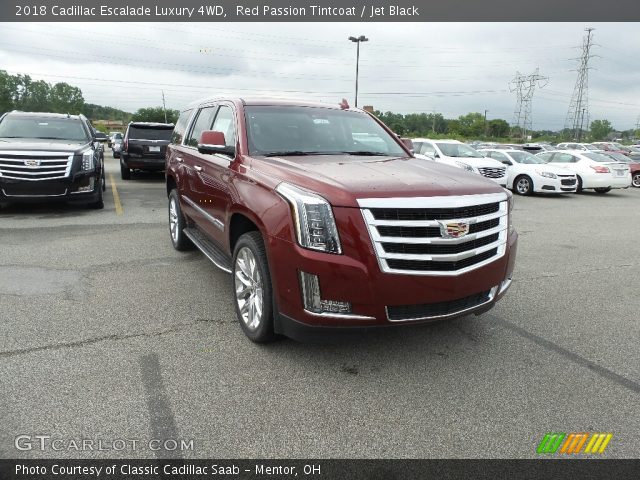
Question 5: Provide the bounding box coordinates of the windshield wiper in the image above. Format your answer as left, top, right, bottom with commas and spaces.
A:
263, 151, 319, 157
341, 151, 390, 156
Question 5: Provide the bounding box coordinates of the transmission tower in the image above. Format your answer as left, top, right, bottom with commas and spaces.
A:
509, 68, 548, 140
565, 28, 595, 141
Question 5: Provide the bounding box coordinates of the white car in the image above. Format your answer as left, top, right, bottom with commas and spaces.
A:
479, 149, 577, 195
411, 138, 507, 187
555, 142, 601, 152
535, 150, 631, 193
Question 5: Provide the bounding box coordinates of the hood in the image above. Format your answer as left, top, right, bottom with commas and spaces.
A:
251, 154, 505, 207
0, 137, 90, 153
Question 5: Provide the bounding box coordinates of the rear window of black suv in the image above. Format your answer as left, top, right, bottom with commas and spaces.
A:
128, 125, 173, 141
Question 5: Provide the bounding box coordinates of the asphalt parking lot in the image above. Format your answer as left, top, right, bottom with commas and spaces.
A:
1, 152, 639, 459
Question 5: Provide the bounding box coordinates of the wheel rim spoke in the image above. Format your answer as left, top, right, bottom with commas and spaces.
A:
234, 246, 265, 331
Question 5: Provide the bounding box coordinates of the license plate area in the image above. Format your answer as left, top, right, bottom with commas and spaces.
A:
148, 146, 161, 152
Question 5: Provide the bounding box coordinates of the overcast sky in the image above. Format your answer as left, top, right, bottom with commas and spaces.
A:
0, 22, 638, 130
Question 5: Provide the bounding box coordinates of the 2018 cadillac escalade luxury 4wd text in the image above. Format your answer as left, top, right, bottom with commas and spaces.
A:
0, 111, 105, 208
166, 98, 518, 342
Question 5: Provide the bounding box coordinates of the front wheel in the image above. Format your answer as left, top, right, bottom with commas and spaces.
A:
594, 187, 611, 194
514, 175, 533, 195
232, 232, 276, 343
576, 176, 583, 193
632, 172, 640, 188
87, 181, 104, 209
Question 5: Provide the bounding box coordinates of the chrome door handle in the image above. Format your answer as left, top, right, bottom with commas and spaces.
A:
176, 157, 183, 163
194, 165, 203, 172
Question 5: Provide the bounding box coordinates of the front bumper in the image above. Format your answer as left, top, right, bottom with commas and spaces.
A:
0, 171, 101, 203
268, 229, 518, 337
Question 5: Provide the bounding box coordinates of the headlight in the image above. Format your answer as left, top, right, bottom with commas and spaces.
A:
81, 150, 95, 170
276, 183, 342, 254
455, 161, 475, 173
536, 170, 557, 179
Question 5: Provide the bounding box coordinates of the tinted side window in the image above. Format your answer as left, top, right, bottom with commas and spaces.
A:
537, 153, 553, 162
419, 143, 436, 156
490, 151, 508, 162
554, 153, 574, 163
211, 106, 236, 148
171, 109, 192, 145
187, 106, 217, 147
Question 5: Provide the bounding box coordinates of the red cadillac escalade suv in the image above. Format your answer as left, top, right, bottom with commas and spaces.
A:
165, 98, 518, 342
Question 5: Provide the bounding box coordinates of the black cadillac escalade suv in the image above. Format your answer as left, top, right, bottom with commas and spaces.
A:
120, 121, 174, 179
0, 111, 105, 208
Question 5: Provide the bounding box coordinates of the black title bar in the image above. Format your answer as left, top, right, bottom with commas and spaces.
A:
1, 0, 640, 22
1, 459, 640, 480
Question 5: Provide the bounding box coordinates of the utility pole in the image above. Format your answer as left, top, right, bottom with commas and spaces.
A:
484, 109, 489, 137
161, 90, 168, 123
565, 28, 595, 141
432, 109, 436, 133
348, 35, 368, 107
509, 68, 548, 140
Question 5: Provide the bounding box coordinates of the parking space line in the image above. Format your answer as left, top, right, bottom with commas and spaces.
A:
108, 172, 123, 215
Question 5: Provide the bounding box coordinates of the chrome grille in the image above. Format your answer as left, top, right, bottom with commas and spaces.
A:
0, 151, 73, 181
358, 193, 508, 276
477, 167, 506, 179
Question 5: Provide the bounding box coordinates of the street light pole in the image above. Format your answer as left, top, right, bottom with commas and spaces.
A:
348, 35, 368, 107
484, 109, 489, 137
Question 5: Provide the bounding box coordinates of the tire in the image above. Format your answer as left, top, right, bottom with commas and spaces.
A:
232, 231, 276, 343
120, 161, 131, 180
87, 181, 104, 209
514, 175, 533, 195
632, 172, 640, 188
168, 189, 193, 251
576, 176, 583, 193
594, 187, 611, 194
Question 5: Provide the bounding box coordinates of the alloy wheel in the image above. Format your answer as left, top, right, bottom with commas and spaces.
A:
169, 198, 179, 243
234, 247, 264, 331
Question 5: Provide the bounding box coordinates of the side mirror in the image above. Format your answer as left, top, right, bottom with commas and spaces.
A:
433, 153, 440, 158
502, 160, 512, 166
198, 130, 235, 156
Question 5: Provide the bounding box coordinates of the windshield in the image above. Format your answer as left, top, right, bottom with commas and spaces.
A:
435, 142, 483, 158
509, 151, 545, 164
583, 144, 598, 151
128, 126, 173, 141
0, 116, 89, 141
244, 105, 406, 156
584, 152, 615, 163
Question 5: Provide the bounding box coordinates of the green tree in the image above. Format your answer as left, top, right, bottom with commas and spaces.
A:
49, 82, 85, 114
590, 119, 613, 141
0, 70, 17, 114
131, 107, 179, 124
487, 119, 510, 138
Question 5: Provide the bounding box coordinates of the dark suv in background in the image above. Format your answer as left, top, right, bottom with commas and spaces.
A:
0, 111, 105, 208
120, 122, 174, 179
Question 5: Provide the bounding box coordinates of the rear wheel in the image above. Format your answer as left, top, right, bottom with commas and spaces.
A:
632, 172, 640, 188
594, 187, 611, 194
168, 189, 192, 251
232, 232, 276, 343
120, 161, 131, 180
514, 175, 533, 195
